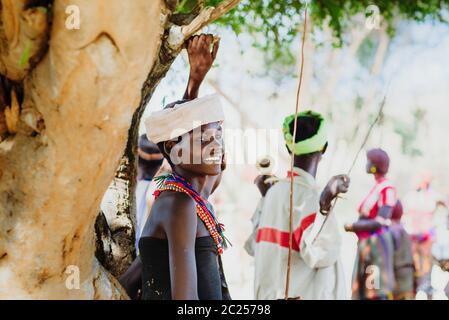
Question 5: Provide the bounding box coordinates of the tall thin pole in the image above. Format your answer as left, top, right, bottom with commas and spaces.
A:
284, 5, 308, 300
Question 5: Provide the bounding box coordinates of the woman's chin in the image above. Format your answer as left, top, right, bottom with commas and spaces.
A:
180, 163, 222, 176
202, 163, 222, 175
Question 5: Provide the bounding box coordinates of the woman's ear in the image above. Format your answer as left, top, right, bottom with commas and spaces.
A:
163, 140, 176, 157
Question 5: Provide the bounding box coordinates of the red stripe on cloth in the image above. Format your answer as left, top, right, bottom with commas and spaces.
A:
380, 187, 388, 206
293, 213, 316, 247
380, 186, 396, 207
256, 228, 298, 250
256, 213, 316, 251
287, 171, 299, 178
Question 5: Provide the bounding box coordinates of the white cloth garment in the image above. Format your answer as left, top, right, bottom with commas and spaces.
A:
144, 94, 225, 144
135, 180, 153, 251
244, 198, 265, 257
251, 167, 347, 300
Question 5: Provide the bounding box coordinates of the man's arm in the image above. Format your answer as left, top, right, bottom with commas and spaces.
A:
254, 175, 276, 197
183, 34, 220, 100
345, 206, 393, 233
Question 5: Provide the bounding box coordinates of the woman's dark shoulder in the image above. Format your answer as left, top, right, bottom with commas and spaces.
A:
152, 190, 197, 220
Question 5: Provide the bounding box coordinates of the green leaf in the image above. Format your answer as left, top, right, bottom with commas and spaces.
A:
18, 41, 32, 68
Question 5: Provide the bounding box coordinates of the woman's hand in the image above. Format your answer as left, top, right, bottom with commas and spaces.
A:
187, 34, 219, 82
183, 34, 220, 100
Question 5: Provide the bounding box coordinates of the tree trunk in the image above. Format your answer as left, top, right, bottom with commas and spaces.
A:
0, 0, 165, 299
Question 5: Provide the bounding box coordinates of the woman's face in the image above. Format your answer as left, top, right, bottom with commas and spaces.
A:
167, 122, 224, 176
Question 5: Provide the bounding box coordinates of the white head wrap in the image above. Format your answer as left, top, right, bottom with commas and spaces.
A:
144, 94, 224, 144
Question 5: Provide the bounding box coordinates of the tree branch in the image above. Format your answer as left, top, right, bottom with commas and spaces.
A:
168, 0, 240, 49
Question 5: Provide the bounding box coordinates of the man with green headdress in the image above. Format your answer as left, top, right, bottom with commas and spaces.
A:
248, 110, 350, 300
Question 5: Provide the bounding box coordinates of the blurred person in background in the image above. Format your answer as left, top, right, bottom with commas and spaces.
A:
135, 135, 165, 251
390, 200, 415, 299
345, 148, 396, 300
402, 171, 448, 299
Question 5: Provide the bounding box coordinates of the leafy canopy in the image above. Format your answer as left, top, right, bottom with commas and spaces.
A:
176, 0, 449, 63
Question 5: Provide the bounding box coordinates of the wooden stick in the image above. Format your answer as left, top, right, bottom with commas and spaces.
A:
285, 5, 308, 300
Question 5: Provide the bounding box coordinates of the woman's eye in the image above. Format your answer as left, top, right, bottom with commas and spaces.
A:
200, 131, 222, 142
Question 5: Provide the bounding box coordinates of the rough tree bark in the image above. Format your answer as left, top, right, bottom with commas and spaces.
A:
0, 0, 239, 299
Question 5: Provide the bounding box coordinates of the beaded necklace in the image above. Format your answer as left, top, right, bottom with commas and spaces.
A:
153, 173, 230, 255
